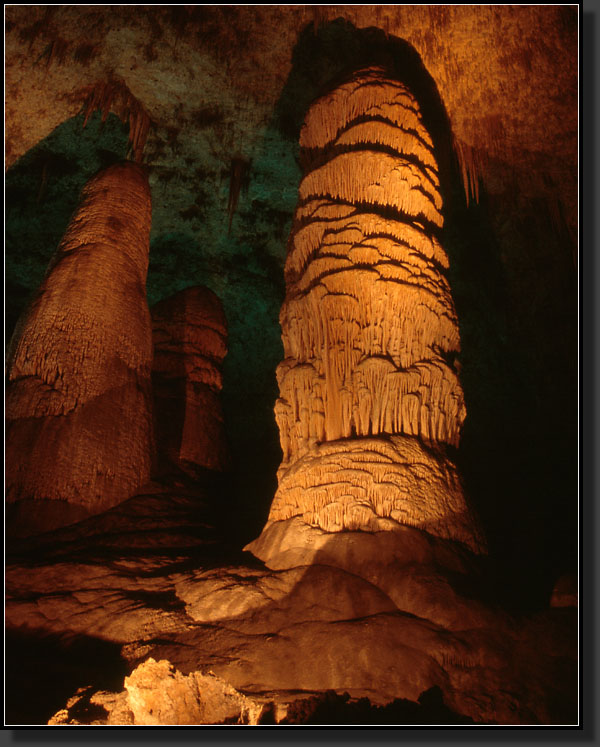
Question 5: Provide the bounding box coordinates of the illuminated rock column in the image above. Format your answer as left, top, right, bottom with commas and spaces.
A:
151, 286, 229, 476
6, 162, 154, 535
267, 67, 484, 552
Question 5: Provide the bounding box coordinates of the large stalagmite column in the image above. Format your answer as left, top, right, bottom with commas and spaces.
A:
6, 162, 155, 536
256, 67, 484, 554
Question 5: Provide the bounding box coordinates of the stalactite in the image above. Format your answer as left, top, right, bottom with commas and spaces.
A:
453, 138, 482, 205
81, 78, 152, 162
227, 156, 250, 234
263, 66, 484, 553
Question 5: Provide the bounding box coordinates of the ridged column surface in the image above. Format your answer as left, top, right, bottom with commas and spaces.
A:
267, 67, 484, 553
6, 162, 154, 535
151, 286, 229, 476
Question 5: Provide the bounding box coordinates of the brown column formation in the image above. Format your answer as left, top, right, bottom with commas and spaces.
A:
151, 286, 229, 476
266, 67, 484, 553
6, 162, 154, 535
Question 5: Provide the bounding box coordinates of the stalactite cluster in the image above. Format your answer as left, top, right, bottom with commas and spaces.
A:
152, 286, 229, 475
81, 78, 151, 162
5, 163, 154, 535
453, 138, 481, 205
227, 157, 250, 234
266, 67, 483, 551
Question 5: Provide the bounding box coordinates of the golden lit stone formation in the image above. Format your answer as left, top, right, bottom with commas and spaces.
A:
5, 162, 154, 535
151, 286, 229, 476
267, 67, 484, 552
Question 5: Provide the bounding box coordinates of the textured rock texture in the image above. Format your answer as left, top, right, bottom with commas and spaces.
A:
3, 7, 578, 727
6, 541, 577, 726
123, 659, 269, 726
4, 7, 577, 222
151, 286, 229, 476
264, 67, 483, 552
48, 660, 475, 726
49, 687, 134, 726
5, 480, 227, 557
5, 162, 154, 535
5, 6, 578, 590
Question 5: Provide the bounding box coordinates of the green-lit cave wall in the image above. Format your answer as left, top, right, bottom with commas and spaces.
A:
5, 17, 577, 605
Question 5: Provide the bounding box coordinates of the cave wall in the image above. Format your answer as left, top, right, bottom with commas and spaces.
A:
4, 6, 578, 601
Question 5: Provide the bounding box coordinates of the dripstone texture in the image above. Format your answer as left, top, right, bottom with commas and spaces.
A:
151, 286, 229, 477
255, 67, 484, 552
5, 162, 154, 535
5, 5, 578, 586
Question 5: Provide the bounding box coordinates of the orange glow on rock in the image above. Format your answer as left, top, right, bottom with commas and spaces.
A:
263, 67, 484, 551
5, 163, 154, 535
151, 286, 229, 476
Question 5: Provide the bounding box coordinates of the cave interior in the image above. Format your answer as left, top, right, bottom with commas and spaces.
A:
4, 5, 578, 727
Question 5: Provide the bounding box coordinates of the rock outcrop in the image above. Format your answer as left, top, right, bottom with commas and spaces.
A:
5, 542, 577, 726
151, 286, 228, 477
48, 660, 476, 726
123, 659, 269, 726
255, 67, 484, 552
5, 162, 154, 536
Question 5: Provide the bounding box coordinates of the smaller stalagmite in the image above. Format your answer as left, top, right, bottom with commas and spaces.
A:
151, 286, 229, 476
250, 67, 484, 556
5, 162, 154, 536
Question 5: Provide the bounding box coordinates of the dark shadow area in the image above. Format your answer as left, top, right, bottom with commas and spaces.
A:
275, 686, 475, 725
5, 628, 129, 726
444, 173, 577, 610
3, 475, 256, 568
580, 10, 596, 739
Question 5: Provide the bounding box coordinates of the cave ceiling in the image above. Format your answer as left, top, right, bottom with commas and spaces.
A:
4, 5, 578, 349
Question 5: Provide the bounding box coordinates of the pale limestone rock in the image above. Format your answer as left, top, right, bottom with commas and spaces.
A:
263, 438, 484, 553
48, 688, 134, 726
151, 286, 229, 476
5, 162, 154, 535
245, 517, 492, 631
172, 563, 397, 629
124, 658, 268, 725
264, 67, 483, 549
